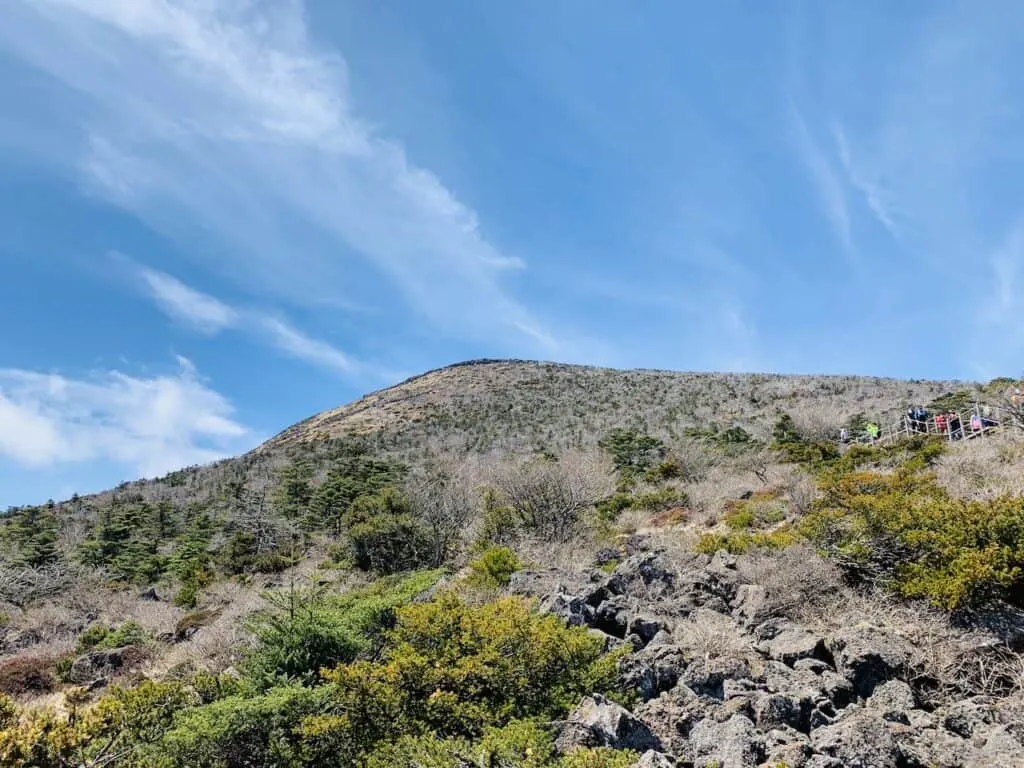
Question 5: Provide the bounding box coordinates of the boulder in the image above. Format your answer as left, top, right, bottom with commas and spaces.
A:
811, 711, 903, 768
759, 660, 849, 712
867, 680, 916, 723
555, 694, 662, 754
593, 595, 630, 638
793, 658, 831, 674
68, 646, 145, 685
630, 750, 676, 768
540, 592, 594, 627
507, 569, 593, 599
760, 626, 827, 667
975, 725, 1024, 767
732, 584, 772, 627
647, 629, 675, 648
593, 548, 622, 567
629, 613, 668, 646
827, 627, 915, 699
689, 713, 765, 768
620, 644, 688, 701
681, 657, 752, 700
763, 726, 813, 768
604, 553, 676, 599
751, 692, 808, 732
941, 696, 997, 739
634, 685, 711, 756
701, 551, 740, 603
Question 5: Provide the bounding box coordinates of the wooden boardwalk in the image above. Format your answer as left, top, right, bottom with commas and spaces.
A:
843, 401, 1017, 446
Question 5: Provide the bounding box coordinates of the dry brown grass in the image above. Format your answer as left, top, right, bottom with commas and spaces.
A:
673, 608, 751, 662
798, 587, 1024, 705
934, 432, 1024, 500
734, 545, 844, 621
144, 580, 267, 678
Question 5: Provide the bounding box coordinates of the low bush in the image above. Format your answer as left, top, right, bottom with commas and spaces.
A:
343, 488, 434, 573
467, 546, 522, 590
0, 655, 57, 696
695, 526, 799, 556
77, 619, 151, 653
150, 593, 622, 767
244, 570, 441, 689
800, 469, 1024, 610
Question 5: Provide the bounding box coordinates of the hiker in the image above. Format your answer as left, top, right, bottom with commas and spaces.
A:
981, 404, 998, 428
970, 413, 983, 432
935, 413, 947, 435
866, 422, 880, 442
839, 427, 849, 443
948, 412, 962, 440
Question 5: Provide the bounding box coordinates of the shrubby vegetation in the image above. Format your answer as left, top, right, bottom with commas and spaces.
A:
0, 586, 625, 768
5, 363, 1024, 765
801, 468, 1024, 610
702, 412, 1024, 611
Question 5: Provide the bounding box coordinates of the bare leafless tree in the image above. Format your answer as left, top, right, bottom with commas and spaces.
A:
490, 452, 614, 542
406, 465, 478, 566
0, 564, 72, 608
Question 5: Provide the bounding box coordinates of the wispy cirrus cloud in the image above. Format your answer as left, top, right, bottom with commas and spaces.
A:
0, 0, 553, 353
796, 2, 1024, 373
0, 357, 253, 478
139, 266, 239, 334
258, 316, 355, 375
831, 123, 901, 242
788, 103, 854, 259
133, 263, 362, 378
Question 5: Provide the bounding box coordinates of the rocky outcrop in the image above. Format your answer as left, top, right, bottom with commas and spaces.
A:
554, 694, 662, 753
523, 545, 1024, 768
68, 645, 146, 685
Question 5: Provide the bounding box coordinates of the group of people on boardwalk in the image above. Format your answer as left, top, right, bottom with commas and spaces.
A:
838, 403, 1000, 445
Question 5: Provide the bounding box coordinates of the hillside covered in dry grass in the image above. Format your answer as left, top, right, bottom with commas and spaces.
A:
2, 360, 1023, 767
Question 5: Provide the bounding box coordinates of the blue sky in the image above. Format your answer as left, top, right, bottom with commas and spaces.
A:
2, 0, 1023, 507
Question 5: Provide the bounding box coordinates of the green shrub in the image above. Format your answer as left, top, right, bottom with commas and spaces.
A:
559, 747, 638, 768
343, 488, 434, 573
598, 429, 665, 475
244, 570, 441, 689
78, 620, 151, 653
298, 594, 622, 764
644, 458, 682, 483
475, 489, 520, 548
695, 526, 798, 556
467, 547, 522, 590
800, 469, 1024, 610
594, 492, 635, 522
77, 623, 111, 652
724, 497, 786, 531
151, 684, 325, 767
632, 486, 689, 513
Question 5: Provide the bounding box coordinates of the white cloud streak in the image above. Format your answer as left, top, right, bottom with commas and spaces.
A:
789, 103, 854, 258
135, 263, 360, 377
0, 358, 252, 478
0, 0, 550, 350
831, 123, 901, 241
259, 316, 355, 375
139, 266, 239, 333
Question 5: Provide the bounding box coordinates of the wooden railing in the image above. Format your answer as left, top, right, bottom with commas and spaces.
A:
842, 402, 1014, 446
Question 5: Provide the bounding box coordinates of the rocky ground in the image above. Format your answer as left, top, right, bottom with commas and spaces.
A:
511, 542, 1024, 768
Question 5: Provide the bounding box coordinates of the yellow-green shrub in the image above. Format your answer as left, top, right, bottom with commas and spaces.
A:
800, 469, 1024, 610
467, 546, 522, 590
151, 593, 622, 768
